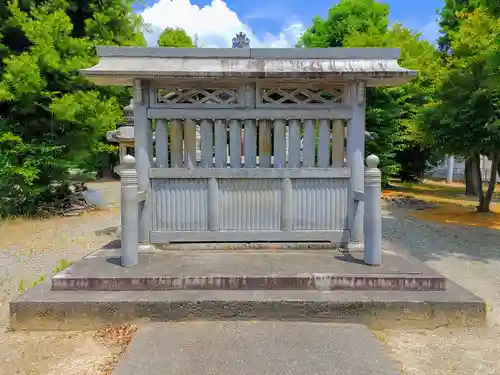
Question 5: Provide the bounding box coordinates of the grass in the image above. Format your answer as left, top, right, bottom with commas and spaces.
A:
384, 179, 500, 231
18, 258, 73, 293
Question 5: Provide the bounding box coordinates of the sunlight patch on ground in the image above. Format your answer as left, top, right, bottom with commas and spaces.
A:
411, 205, 500, 230
383, 180, 500, 231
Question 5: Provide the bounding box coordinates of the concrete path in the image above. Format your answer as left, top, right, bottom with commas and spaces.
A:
112, 322, 400, 375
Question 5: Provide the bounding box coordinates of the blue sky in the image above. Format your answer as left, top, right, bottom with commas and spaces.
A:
138, 0, 443, 47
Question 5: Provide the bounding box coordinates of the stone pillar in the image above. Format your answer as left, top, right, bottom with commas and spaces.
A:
345, 81, 366, 246
364, 155, 382, 266
120, 155, 139, 267
446, 155, 454, 183
133, 79, 153, 244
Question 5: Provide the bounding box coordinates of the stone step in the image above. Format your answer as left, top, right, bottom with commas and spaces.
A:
111, 322, 400, 375
10, 279, 485, 331
51, 250, 446, 292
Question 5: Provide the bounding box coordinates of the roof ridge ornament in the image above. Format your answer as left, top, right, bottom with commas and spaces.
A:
232, 32, 250, 48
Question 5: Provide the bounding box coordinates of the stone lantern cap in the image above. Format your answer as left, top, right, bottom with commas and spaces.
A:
107, 125, 155, 144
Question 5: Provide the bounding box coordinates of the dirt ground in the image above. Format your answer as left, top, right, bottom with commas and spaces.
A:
0, 181, 123, 375
1, 179, 500, 374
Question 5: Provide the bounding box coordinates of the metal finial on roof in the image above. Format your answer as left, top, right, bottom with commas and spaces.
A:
232, 32, 250, 48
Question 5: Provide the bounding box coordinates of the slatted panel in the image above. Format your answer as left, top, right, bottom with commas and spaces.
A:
292, 178, 349, 230
219, 179, 281, 230
153, 117, 346, 168
146, 83, 351, 243
152, 178, 208, 231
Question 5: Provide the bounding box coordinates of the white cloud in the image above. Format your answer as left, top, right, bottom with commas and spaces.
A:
141, 0, 304, 47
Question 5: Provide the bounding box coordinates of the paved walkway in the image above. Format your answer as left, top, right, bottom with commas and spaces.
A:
112, 322, 399, 375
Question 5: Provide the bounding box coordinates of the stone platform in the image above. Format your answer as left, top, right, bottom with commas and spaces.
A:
111, 322, 400, 375
52, 250, 445, 292
10, 248, 486, 331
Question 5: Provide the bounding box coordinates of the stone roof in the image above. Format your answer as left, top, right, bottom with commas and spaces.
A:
107, 126, 156, 143
80, 47, 417, 87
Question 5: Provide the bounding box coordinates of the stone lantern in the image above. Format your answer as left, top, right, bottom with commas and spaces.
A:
107, 99, 156, 174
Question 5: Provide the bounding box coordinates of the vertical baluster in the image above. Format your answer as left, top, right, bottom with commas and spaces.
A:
214, 119, 227, 168
258, 119, 272, 167
229, 119, 242, 168
302, 119, 316, 167
155, 118, 169, 168
200, 119, 214, 168
288, 119, 301, 168
184, 119, 197, 169
273, 119, 286, 168
170, 119, 183, 168
243, 84, 257, 168
244, 120, 257, 167
331, 119, 345, 167
317, 119, 330, 168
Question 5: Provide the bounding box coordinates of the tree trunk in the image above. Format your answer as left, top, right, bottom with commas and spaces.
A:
477, 152, 499, 213
465, 157, 476, 196
471, 153, 485, 211
497, 158, 500, 183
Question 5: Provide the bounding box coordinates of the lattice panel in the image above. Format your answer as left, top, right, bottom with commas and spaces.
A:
261, 88, 343, 105
156, 88, 238, 105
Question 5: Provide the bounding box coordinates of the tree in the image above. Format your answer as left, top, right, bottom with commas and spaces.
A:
297, 0, 389, 48
438, 0, 483, 54
0, 0, 145, 217
420, 8, 500, 212
346, 24, 442, 181
437, 0, 500, 195
299, 0, 441, 185
158, 27, 194, 47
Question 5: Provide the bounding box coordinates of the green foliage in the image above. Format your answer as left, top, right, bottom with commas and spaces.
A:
297, 0, 389, 47
158, 27, 194, 47
54, 258, 73, 273
0, 0, 145, 217
421, 8, 500, 211
18, 258, 72, 293
299, 0, 442, 185
438, 0, 483, 54
421, 9, 500, 157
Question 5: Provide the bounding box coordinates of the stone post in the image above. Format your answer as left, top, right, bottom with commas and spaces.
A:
120, 154, 139, 267
364, 154, 382, 266
345, 81, 366, 247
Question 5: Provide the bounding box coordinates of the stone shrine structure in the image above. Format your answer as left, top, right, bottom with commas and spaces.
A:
82, 34, 417, 267
10, 35, 487, 335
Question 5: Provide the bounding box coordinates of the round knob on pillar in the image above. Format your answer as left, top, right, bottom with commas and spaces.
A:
123, 154, 136, 166
365, 154, 379, 168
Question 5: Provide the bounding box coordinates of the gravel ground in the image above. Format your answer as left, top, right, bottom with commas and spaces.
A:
0, 181, 121, 375
0, 181, 499, 374
379, 206, 500, 375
